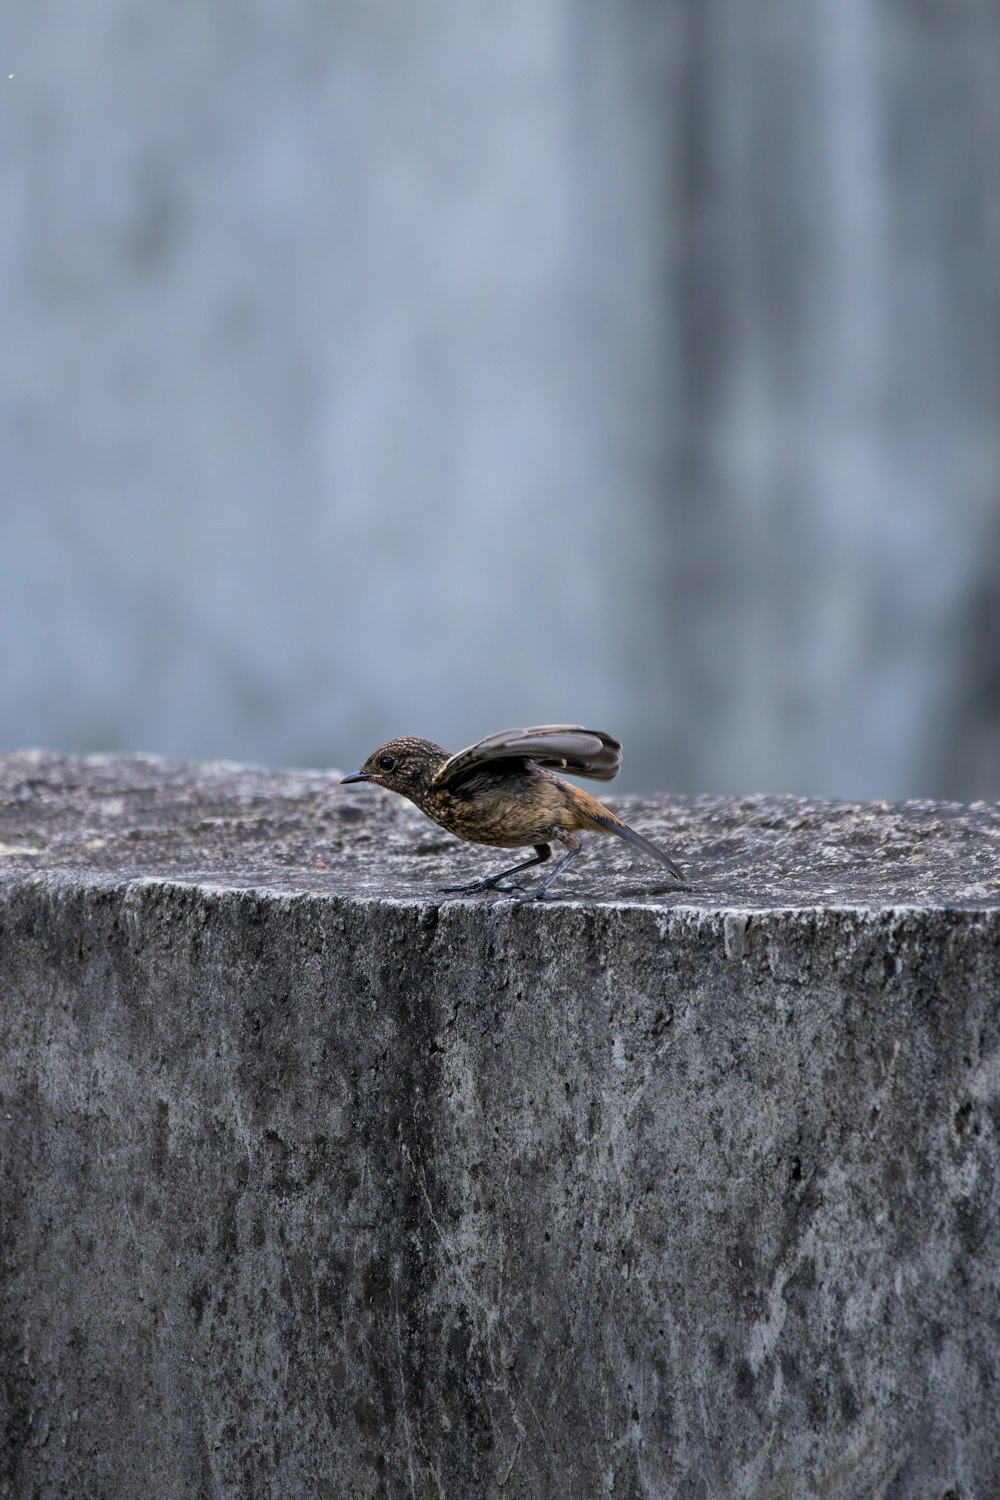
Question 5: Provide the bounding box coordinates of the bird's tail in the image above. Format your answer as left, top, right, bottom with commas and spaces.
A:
594, 814, 684, 883
565, 784, 683, 882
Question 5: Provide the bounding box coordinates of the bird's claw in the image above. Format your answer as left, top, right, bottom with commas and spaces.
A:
439, 877, 526, 895
505, 887, 549, 906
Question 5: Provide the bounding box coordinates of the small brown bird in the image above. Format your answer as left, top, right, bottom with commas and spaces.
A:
341, 724, 684, 903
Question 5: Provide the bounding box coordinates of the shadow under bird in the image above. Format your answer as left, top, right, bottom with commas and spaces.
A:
341, 725, 684, 903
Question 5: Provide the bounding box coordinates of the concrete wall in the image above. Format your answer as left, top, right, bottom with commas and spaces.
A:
2, 753, 999, 1498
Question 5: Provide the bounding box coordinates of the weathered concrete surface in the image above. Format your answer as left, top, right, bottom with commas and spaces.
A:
1, 751, 999, 1500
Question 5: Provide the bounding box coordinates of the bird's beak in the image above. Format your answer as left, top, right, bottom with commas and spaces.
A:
340, 771, 370, 784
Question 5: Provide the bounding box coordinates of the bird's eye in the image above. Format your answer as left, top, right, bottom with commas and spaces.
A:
379, 754, 396, 771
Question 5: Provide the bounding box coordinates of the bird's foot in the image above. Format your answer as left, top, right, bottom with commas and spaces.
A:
439, 876, 523, 895
505, 885, 551, 907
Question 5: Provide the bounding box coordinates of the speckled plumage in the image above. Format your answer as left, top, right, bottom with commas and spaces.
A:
341, 725, 684, 902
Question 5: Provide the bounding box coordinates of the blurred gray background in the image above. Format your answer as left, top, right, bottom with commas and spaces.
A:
3, 2, 999, 799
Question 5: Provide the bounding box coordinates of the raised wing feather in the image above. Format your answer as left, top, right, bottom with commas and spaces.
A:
432, 725, 622, 788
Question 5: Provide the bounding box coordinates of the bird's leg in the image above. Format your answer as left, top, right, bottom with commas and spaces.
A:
439, 844, 551, 895
509, 844, 581, 905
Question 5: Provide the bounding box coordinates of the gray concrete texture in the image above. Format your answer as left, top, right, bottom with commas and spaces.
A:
4, 5, 1000, 801
2, 752, 999, 1498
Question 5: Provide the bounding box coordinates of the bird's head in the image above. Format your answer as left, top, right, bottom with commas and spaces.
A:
341, 736, 447, 801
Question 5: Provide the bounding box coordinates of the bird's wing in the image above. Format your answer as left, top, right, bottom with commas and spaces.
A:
431, 725, 622, 788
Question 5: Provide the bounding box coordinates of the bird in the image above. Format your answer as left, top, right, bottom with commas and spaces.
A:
340, 724, 684, 903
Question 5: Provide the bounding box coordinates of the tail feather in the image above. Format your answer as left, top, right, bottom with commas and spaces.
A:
590, 811, 685, 883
